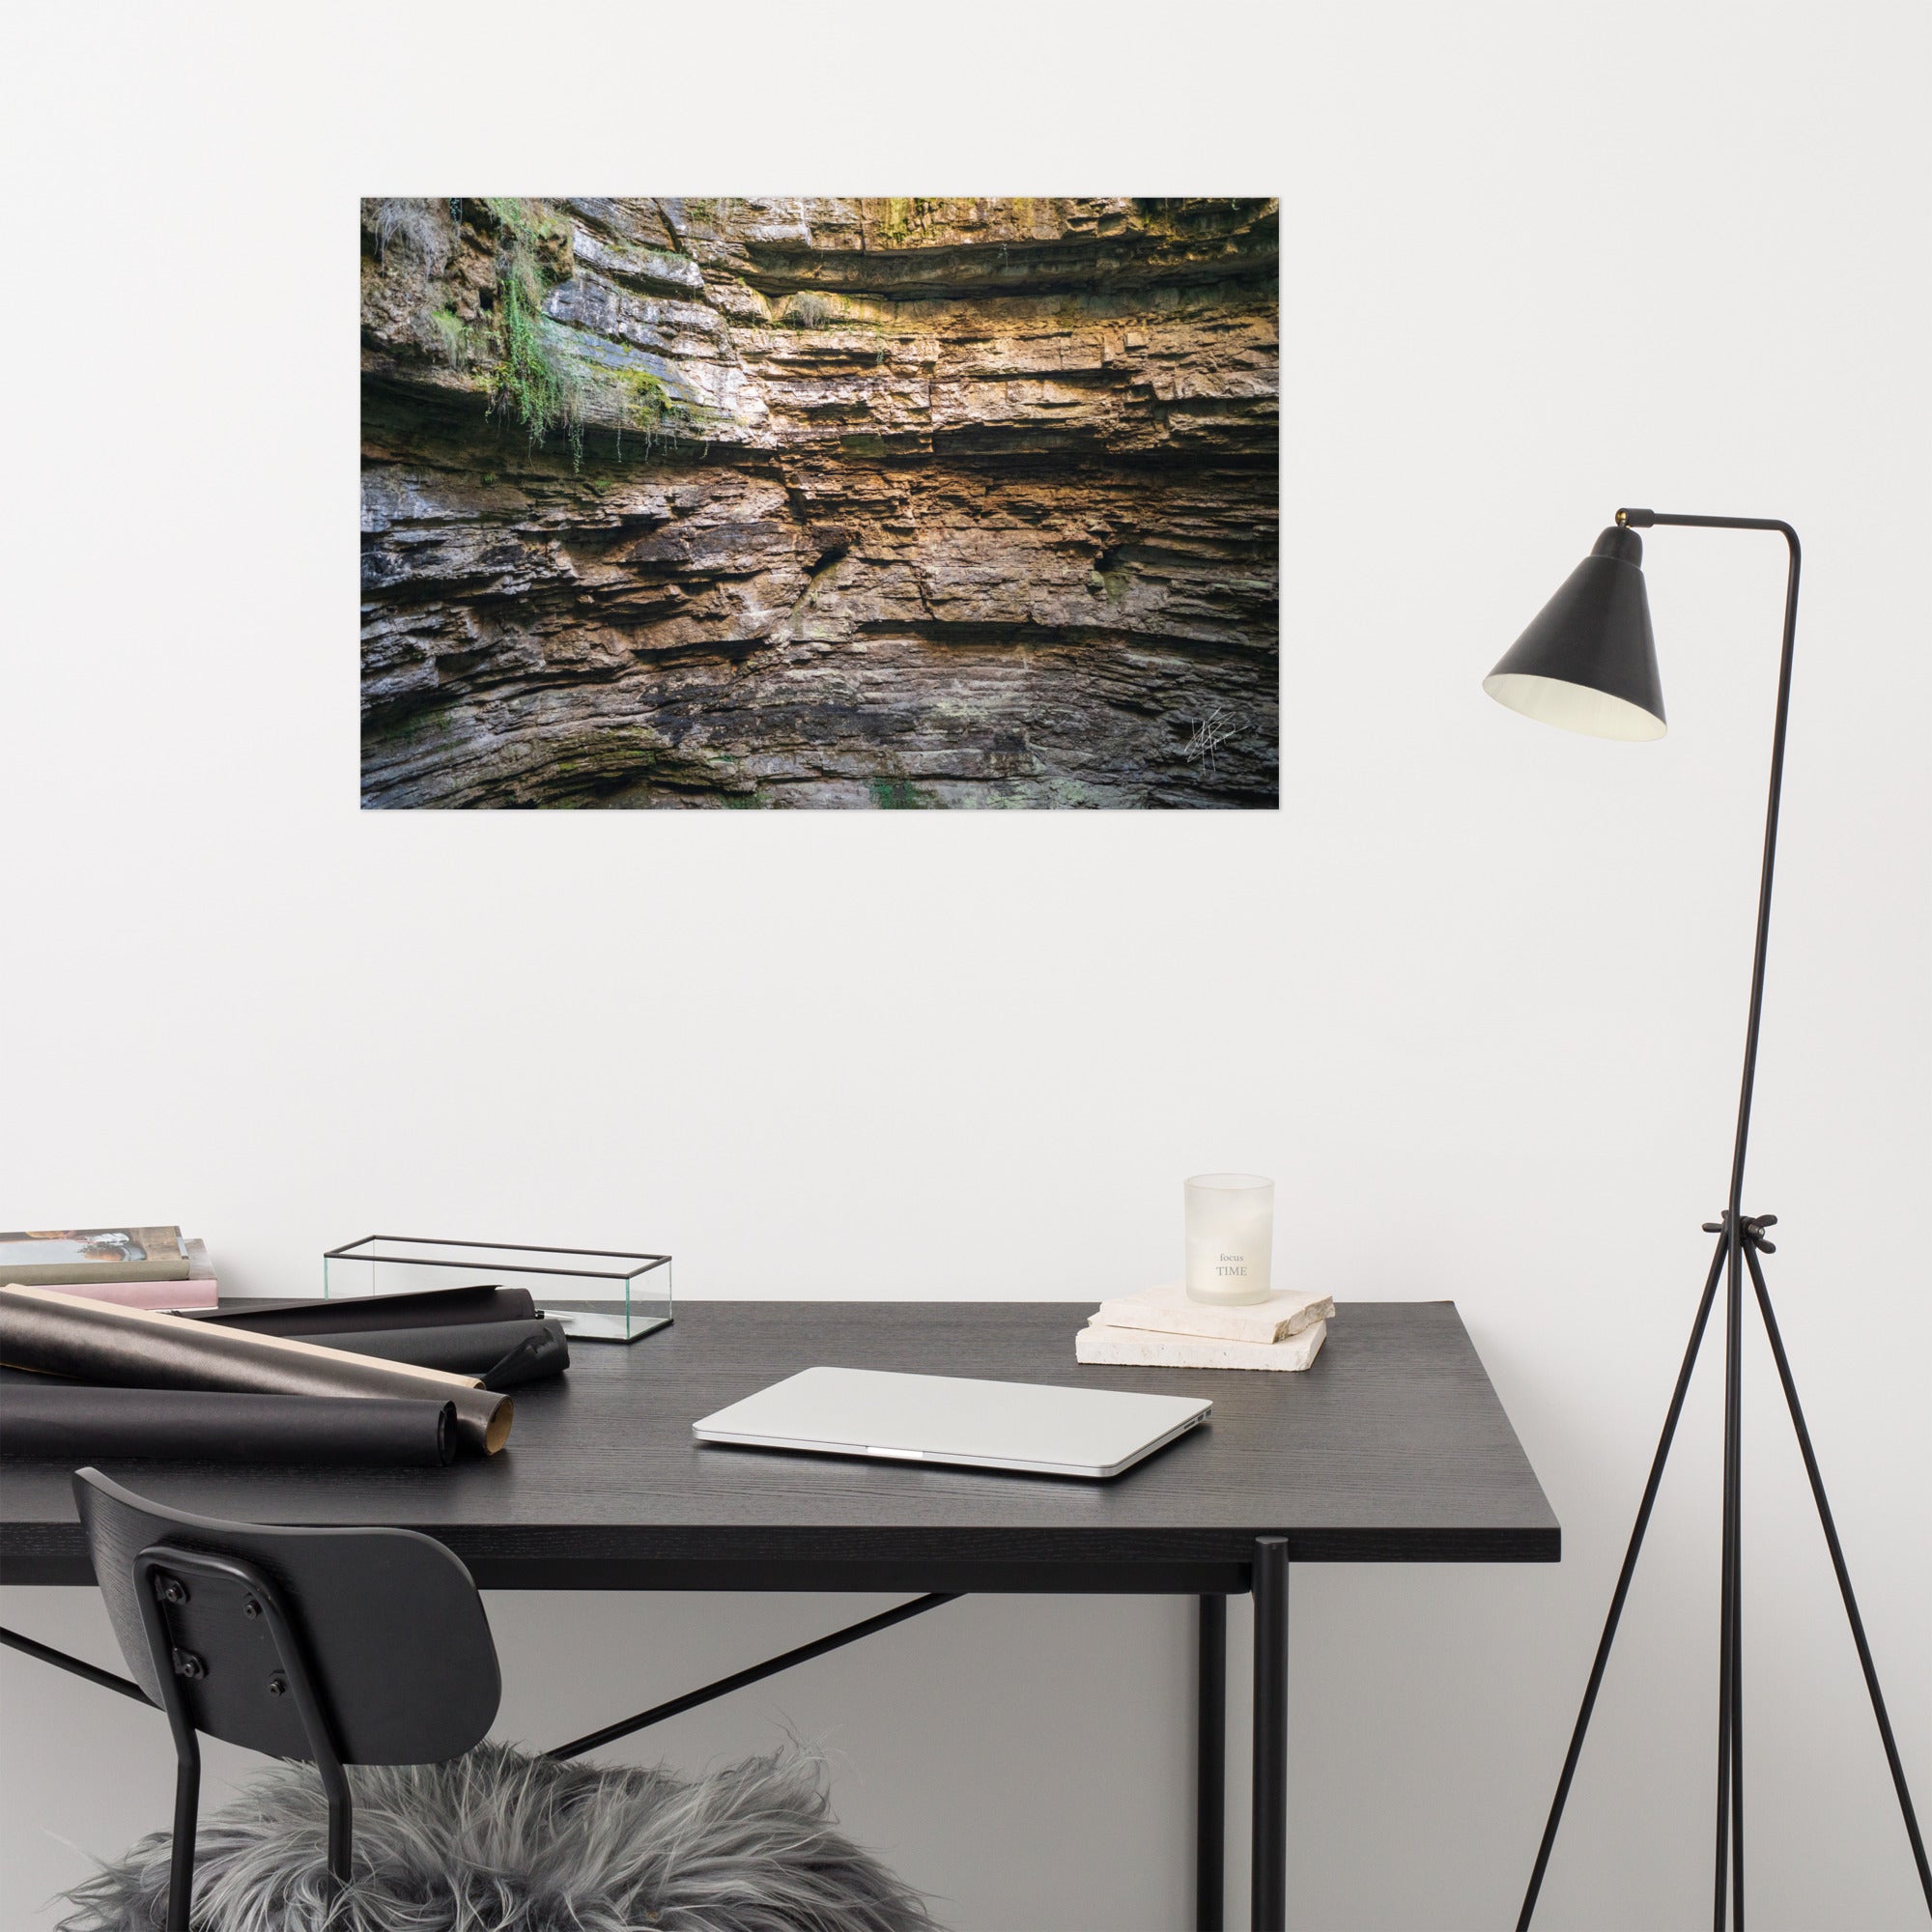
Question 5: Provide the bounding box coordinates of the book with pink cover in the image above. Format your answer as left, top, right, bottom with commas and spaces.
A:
51, 1277, 219, 1312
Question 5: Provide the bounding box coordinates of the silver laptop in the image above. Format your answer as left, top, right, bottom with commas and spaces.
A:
692, 1366, 1210, 1480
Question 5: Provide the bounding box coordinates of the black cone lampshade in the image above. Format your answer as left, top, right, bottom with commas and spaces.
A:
1484, 525, 1666, 740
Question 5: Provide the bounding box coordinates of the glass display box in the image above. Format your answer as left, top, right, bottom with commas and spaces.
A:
323, 1237, 671, 1343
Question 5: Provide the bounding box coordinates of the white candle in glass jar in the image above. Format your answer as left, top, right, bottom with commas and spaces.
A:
1184, 1173, 1275, 1305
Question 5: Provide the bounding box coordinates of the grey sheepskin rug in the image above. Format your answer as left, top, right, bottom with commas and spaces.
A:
58, 1741, 938, 1932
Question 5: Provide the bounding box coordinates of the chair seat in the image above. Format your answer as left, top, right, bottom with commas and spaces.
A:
59, 1741, 935, 1932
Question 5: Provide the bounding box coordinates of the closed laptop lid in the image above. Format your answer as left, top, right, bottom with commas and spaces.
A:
693, 1366, 1210, 1478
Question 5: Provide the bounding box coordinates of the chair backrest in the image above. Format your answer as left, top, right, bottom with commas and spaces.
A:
74, 1468, 500, 1766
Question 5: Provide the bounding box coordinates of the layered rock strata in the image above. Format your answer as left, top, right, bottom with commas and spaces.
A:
360, 197, 1278, 809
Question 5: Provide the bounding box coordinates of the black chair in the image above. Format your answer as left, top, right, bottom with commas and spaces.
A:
73, 1466, 501, 1932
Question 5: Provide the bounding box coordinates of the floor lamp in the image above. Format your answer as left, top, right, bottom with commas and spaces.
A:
1483, 510, 1931, 1930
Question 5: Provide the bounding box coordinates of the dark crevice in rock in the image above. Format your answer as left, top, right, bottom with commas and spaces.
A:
845, 620, 1268, 662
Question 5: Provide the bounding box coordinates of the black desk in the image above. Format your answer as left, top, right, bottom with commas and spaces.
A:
0, 1300, 1558, 1929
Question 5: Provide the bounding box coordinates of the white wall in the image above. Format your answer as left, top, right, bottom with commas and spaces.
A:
3, 4, 1927, 1926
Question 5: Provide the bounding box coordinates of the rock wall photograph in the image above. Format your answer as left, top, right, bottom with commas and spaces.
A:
360, 197, 1278, 809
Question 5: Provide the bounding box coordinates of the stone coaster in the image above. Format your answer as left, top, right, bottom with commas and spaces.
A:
1089, 1279, 1333, 1346
1075, 1318, 1327, 1373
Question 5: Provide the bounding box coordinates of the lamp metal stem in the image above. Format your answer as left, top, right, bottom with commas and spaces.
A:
1624, 515, 1804, 1932
1615, 512, 1802, 1223
1715, 1224, 1746, 1930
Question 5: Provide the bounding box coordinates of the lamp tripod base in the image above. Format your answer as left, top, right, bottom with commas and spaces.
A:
1518, 1213, 1931, 1930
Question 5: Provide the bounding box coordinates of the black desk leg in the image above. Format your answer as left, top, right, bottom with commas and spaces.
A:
1252, 1538, 1290, 1932
1197, 1594, 1227, 1931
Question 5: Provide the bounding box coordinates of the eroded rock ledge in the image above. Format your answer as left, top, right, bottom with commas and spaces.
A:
360, 197, 1278, 809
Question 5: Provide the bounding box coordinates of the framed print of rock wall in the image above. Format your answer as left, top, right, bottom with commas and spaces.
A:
360, 197, 1278, 810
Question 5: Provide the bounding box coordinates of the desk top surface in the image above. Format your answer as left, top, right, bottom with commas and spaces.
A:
0, 1301, 1558, 1591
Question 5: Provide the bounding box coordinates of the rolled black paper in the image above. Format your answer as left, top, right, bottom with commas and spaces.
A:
0, 1286, 513, 1456
307, 1318, 568, 1385
187, 1284, 538, 1335
0, 1385, 456, 1466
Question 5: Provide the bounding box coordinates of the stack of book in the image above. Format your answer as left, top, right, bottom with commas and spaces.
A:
1075, 1279, 1333, 1371
0, 1227, 216, 1310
